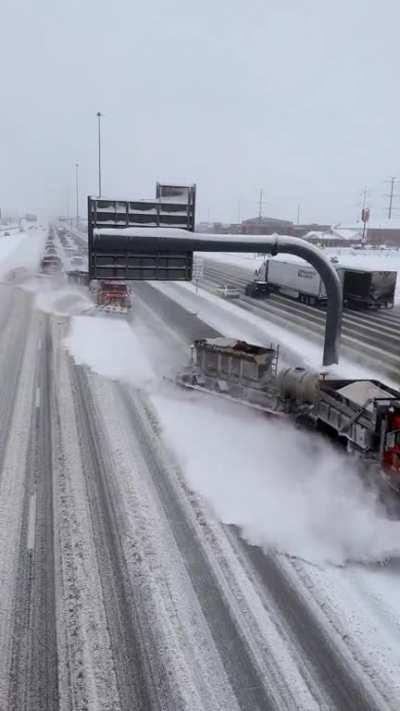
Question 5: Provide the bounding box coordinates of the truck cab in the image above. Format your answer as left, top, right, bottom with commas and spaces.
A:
381, 411, 400, 491
96, 280, 132, 312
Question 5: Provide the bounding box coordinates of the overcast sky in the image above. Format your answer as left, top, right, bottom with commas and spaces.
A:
1, 0, 399, 224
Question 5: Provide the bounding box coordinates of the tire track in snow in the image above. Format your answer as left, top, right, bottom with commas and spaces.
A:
8, 315, 59, 711
118, 387, 276, 711
70, 364, 156, 711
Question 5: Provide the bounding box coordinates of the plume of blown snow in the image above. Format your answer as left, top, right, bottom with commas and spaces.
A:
64, 315, 155, 389
62, 310, 400, 566
153, 392, 400, 566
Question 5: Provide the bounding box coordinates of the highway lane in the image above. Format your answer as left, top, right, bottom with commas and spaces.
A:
201, 259, 400, 378
0, 284, 276, 709
133, 282, 391, 710
0, 277, 396, 709
0, 288, 55, 710
71, 364, 156, 711
8, 317, 59, 711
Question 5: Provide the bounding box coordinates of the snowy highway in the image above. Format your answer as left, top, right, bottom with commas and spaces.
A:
1, 229, 400, 709
200, 258, 400, 379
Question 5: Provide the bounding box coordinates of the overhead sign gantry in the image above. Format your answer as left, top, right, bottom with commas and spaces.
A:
87, 184, 342, 366
88, 183, 196, 281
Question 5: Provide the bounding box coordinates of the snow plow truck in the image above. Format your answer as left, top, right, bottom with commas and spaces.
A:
177, 337, 400, 492
92, 280, 133, 314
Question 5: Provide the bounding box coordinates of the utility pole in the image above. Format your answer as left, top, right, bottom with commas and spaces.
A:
296, 204, 301, 225
75, 163, 79, 227
258, 189, 264, 219
385, 177, 397, 219
97, 112, 102, 197
361, 186, 368, 211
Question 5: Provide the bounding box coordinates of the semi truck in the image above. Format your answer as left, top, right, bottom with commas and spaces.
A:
177, 337, 400, 492
245, 257, 396, 309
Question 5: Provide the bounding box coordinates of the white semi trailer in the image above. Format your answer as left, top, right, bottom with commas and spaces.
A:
245, 256, 396, 309
247, 256, 327, 305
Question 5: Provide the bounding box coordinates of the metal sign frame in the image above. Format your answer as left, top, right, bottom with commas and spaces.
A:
88, 184, 196, 280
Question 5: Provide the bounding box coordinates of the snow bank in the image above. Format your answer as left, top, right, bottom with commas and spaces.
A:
201, 252, 265, 273
153, 392, 400, 566
0, 227, 46, 280
64, 316, 155, 388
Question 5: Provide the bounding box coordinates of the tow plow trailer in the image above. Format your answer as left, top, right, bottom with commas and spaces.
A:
177, 338, 287, 415
177, 337, 400, 491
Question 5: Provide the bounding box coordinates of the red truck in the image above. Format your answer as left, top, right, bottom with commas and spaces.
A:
95, 280, 133, 314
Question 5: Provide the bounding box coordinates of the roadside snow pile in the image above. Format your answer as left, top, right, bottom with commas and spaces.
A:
153, 391, 400, 566
65, 316, 155, 388
200, 252, 265, 273
0, 228, 46, 281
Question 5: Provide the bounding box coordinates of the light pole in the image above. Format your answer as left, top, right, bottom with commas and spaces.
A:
75, 162, 79, 227
97, 112, 102, 197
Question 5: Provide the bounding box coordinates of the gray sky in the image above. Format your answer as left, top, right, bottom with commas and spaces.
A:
1, 0, 399, 224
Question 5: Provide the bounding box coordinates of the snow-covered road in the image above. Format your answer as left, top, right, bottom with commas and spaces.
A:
1, 228, 400, 708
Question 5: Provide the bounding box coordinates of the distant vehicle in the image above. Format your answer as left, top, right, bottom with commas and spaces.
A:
66, 270, 90, 286
40, 255, 62, 274
71, 256, 83, 267
4, 231, 10, 236
244, 281, 271, 298
216, 284, 241, 299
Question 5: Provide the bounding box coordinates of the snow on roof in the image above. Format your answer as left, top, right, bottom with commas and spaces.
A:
330, 227, 362, 241
304, 230, 362, 241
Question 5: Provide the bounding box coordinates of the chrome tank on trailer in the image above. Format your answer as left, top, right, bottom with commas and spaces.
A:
278, 367, 320, 405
